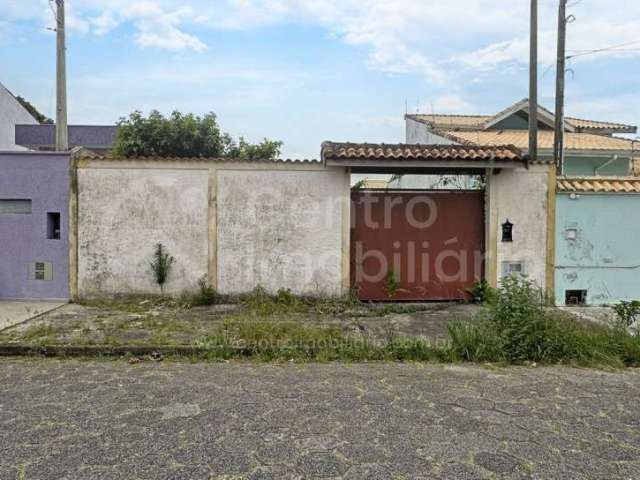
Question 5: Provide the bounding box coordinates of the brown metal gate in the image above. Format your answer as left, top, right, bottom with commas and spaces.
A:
351, 190, 484, 301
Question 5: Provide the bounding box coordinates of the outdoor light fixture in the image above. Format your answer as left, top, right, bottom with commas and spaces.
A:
502, 219, 514, 242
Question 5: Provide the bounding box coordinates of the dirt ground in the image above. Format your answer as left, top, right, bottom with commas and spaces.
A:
0, 300, 480, 347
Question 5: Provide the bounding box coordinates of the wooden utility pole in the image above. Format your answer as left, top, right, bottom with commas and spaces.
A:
528, 0, 538, 165
55, 0, 68, 151
553, 0, 568, 174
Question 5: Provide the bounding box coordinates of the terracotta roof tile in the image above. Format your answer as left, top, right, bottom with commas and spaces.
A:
557, 176, 640, 193
566, 117, 637, 133
72, 152, 319, 164
443, 130, 634, 152
406, 100, 636, 135
321, 142, 524, 162
406, 114, 490, 130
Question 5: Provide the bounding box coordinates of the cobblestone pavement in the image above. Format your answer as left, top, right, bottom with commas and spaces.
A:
1, 359, 639, 480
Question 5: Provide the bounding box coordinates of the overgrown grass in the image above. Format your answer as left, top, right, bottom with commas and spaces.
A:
41, 282, 640, 367
194, 315, 449, 362
238, 285, 438, 318
189, 279, 640, 366
78, 295, 177, 313
448, 277, 640, 368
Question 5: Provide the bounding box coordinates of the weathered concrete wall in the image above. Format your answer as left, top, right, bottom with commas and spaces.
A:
78, 168, 209, 296
76, 160, 349, 298
555, 193, 640, 305
0, 152, 69, 299
486, 164, 552, 291
217, 169, 349, 296
405, 118, 458, 145
0, 84, 38, 150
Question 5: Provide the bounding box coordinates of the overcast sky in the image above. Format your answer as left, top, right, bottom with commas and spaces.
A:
1, 0, 639, 158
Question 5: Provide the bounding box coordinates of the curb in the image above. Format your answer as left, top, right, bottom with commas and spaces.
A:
0, 344, 242, 358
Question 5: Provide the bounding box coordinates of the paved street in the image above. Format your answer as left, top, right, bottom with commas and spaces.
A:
1, 359, 639, 480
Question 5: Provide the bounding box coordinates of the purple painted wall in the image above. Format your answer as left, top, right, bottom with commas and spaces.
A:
0, 152, 70, 299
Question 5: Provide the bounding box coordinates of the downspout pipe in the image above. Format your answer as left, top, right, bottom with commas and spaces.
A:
594, 154, 618, 176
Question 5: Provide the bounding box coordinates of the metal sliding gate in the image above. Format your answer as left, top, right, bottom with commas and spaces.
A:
351, 190, 485, 301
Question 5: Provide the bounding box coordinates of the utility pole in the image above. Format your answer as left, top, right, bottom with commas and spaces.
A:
553, 0, 568, 175
55, 0, 68, 151
528, 0, 538, 166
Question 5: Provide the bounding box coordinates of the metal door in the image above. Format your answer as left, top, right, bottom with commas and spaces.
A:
351, 190, 484, 301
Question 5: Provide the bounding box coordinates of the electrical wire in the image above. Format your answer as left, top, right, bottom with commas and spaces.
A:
566, 39, 640, 59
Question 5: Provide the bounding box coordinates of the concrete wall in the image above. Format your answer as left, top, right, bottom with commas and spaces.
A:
406, 118, 458, 145
0, 84, 38, 150
486, 164, 553, 291
555, 193, 640, 305
563, 155, 631, 177
78, 168, 209, 297
217, 169, 349, 296
76, 159, 349, 298
0, 152, 69, 299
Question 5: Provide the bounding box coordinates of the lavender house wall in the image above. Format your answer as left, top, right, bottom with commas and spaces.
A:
0, 152, 69, 299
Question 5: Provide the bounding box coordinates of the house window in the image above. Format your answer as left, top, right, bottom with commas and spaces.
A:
502, 261, 525, 278
501, 219, 513, 242
47, 212, 61, 239
0, 199, 32, 214
29, 262, 53, 281
565, 290, 587, 306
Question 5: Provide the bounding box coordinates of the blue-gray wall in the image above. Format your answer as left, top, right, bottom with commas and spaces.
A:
537, 153, 631, 177
555, 193, 640, 305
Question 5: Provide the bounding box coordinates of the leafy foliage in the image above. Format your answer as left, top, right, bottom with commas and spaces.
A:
188, 275, 221, 306
449, 277, 640, 367
384, 270, 400, 298
466, 279, 498, 305
16, 96, 53, 124
612, 300, 640, 328
113, 110, 282, 159
149, 243, 174, 295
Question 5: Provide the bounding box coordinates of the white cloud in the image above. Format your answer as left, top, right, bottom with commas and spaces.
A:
456, 0, 640, 71
424, 95, 478, 115
0, 0, 207, 52
2, 1, 639, 76
126, 3, 207, 51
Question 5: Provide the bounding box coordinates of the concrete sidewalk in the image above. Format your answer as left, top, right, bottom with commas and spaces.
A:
0, 301, 66, 331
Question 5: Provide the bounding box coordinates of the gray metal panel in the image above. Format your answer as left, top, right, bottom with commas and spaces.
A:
0, 199, 32, 214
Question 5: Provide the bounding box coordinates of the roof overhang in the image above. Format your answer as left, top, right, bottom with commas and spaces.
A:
483, 98, 575, 132
558, 176, 640, 194
321, 142, 527, 172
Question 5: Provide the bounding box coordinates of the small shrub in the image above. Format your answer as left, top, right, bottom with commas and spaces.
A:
448, 277, 640, 367
612, 300, 640, 328
150, 243, 174, 295
384, 270, 400, 298
466, 279, 498, 305
190, 275, 220, 306
448, 320, 502, 362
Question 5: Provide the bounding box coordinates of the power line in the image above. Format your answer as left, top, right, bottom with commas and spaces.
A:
566, 39, 640, 59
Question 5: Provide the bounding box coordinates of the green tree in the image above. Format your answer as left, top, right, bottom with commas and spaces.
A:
113, 110, 282, 159
16, 96, 53, 124
150, 243, 174, 295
